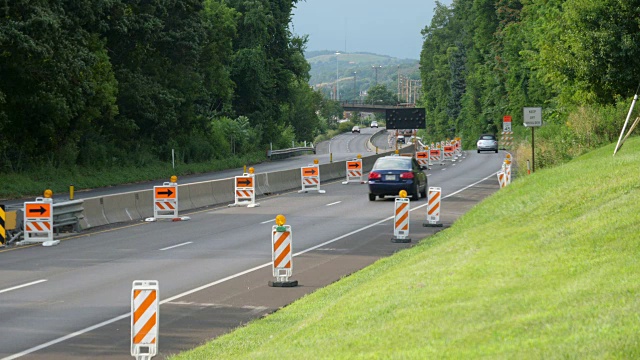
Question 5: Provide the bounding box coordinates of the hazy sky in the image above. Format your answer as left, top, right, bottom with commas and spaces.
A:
291, 0, 452, 60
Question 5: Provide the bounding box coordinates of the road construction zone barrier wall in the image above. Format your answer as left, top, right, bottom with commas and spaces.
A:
22, 197, 54, 245
131, 280, 159, 359
299, 165, 325, 193
424, 187, 443, 227
342, 159, 365, 184
230, 173, 259, 207
153, 182, 178, 219
271, 225, 293, 283
392, 197, 411, 243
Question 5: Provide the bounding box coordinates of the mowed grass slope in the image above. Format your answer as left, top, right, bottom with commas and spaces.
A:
170, 139, 640, 359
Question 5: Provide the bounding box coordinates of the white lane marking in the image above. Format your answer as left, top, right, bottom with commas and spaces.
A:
326, 201, 342, 206
5, 172, 498, 360
260, 219, 274, 224
159, 242, 193, 251
0, 279, 47, 295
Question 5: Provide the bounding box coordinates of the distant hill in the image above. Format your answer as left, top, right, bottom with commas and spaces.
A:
305, 50, 420, 101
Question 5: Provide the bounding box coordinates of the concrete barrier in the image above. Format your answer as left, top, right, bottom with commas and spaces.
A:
79, 197, 109, 230
185, 181, 217, 209
136, 190, 155, 220
102, 192, 142, 224
210, 178, 235, 205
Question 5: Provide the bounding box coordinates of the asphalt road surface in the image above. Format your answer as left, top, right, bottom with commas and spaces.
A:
0, 143, 506, 359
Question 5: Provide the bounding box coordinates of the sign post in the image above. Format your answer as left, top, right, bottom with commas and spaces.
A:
523, 107, 542, 172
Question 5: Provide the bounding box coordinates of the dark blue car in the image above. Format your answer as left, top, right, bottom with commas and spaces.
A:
368, 155, 428, 201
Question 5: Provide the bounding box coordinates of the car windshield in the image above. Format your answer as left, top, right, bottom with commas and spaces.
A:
480, 135, 495, 140
372, 157, 412, 171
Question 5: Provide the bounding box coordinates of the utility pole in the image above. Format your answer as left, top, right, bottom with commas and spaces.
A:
353, 71, 357, 99
372, 65, 382, 84
335, 52, 340, 101
397, 65, 400, 102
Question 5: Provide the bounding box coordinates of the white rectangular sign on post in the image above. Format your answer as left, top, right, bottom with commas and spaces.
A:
523, 107, 542, 127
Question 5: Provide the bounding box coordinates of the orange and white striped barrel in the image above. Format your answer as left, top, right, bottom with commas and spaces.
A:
425, 187, 442, 226
272, 225, 293, 282
392, 197, 411, 243
131, 280, 159, 358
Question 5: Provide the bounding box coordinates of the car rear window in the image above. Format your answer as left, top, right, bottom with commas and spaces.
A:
480, 135, 495, 140
372, 157, 411, 171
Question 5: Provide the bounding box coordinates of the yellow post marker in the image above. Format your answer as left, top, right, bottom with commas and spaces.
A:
244, 165, 247, 173
249, 167, 255, 174
44, 189, 53, 198
395, 149, 399, 155
69, 184, 74, 200
376, 146, 378, 154
330, 153, 333, 163
399, 190, 407, 198
170, 175, 178, 183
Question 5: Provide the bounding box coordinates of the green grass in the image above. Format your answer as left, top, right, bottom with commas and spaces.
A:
169, 137, 640, 359
0, 152, 266, 200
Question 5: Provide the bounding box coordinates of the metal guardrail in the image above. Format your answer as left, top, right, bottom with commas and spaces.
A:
267, 147, 315, 160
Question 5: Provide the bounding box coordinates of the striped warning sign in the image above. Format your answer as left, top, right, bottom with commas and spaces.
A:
424, 187, 443, 227
153, 182, 178, 219
131, 280, 159, 358
0, 205, 5, 246
392, 197, 411, 243
272, 225, 293, 282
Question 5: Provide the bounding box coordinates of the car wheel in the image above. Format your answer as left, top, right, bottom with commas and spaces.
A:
410, 184, 420, 200
368, 193, 376, 201
495, 149, 498, 153
420, 185, 427, 199
477, 149, 480, 153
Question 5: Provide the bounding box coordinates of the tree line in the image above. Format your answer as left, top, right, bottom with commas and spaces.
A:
419, 0, 640, 168
0, 0, 328, 172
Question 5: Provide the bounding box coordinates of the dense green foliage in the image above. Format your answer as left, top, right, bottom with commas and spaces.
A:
419, 0, 640, 168
0, 0, 328, 173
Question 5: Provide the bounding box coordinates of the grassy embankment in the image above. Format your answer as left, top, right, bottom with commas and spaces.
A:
0, 152, 266, 200
170, 138, 640, 359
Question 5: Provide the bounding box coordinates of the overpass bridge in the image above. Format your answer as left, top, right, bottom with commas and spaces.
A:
339, 100, 416, 113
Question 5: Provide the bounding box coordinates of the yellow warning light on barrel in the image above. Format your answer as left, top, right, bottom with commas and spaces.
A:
394, 149, 399, 154
357, 154, 362, 159
313, 159, 319, 164
249, 167, 255, 174
44, 189, 53, 198
399, 190, 407, 198
170, 175, 178, 183
275, 214, 286, 226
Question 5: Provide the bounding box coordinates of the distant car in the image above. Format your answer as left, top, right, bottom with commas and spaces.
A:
368, 155, 428, 201
397, 135, 405, 144
371, 121, 378, 128
477, 134, 498, 153
352, 126, 360, 134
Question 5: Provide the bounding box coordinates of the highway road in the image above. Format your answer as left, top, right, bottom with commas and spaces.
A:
0, 129, 505, 359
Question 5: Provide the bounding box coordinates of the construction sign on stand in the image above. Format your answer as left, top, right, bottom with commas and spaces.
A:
299, 163, 325, 193
131, 280, 159, 360
423, 187, 443, 227
230, 172, 259, 207
269, 215, 298, 287
391, 191, 411, 243
22, 197, 56, 246
153, 183, 178, 219
415, 151, 429, 169
342, 158, 365, 184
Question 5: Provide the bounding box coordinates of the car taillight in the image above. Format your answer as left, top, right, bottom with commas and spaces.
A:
400, 172, 414, 179
368, 172, 381, 180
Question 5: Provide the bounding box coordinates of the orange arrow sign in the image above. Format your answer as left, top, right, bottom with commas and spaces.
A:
347, 161, 361, 169
236, 177, 253, 187
25, 202, 51, 218
416, 152, 428, 159
155, 186, 176, 198
302, 167, 318, 176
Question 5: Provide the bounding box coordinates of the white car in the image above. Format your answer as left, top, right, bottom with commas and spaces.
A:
477, 134, 498, 153
371, 121, 378, 128
352, 126, 361, 134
